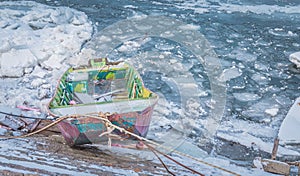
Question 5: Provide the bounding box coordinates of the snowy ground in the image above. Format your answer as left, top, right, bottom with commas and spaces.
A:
0, 0, 300, 175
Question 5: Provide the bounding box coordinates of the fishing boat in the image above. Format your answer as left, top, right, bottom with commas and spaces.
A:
47, 58, 158, 146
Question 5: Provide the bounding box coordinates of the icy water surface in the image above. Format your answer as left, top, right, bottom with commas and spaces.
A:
0, 0, 300, 175
31, 0, 300, 151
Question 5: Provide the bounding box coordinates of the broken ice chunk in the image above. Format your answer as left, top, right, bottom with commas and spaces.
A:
289, 52, 300, 68
265, 108, 279, 117
0, 49, 37, 77
233, 92, 261, 102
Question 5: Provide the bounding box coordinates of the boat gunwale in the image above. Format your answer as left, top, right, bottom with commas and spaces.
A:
46, 60, 158, 117
49, 96, 158, 109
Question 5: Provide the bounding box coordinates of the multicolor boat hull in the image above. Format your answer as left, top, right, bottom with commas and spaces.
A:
48, 59, 158, 146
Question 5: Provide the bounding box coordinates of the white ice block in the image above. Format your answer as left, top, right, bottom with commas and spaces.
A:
289, 52, 300, 68
278, 97, 300, 144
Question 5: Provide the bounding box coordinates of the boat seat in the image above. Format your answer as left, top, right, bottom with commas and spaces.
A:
73, 93, 95, 104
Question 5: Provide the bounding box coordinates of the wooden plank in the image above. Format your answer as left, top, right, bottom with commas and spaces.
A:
262, 159, 290, 175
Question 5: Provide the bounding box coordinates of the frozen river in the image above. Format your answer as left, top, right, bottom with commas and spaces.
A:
0, 0, 300, 175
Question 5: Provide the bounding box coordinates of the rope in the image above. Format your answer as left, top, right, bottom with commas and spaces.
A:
149, 145, 176, 176
0, 113, 241, 176
0, 115, 75, 139
145, 142, 204, 176
162, 147, 241, 176
83, 114, 241, 176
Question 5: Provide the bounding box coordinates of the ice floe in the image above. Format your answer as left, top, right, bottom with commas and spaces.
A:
217, 130, 300, 158
0, 1, 93, 77
289, 52, 300, 68
251, 73, 270, 85
218, 3, 300, 15
169, 0, 300, 15
218, 66, 242, 82
227, 48, 258, 63
233, 92, 261, 102
0, 1, 93, 107
278, 97, 300, 145
240, 98, 281, 123
0, 49, 37, 77
269, 28, 298, 37
265, 108, 279, 117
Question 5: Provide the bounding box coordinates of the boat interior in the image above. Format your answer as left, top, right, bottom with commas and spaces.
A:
49, 60, 155, 108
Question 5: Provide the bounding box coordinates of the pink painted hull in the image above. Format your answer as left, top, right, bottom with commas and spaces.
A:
57, 106, 155, 146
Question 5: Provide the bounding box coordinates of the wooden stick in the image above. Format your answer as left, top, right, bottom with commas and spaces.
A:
271, 137, 279, 160
29, 119, 42, 132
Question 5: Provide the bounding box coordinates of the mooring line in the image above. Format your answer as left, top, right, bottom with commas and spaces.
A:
0, 115, 74, 139
148, 145, 176, 176
145, 142, 204, 176
0, 113, 241, 176
84, 114, 241, 176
